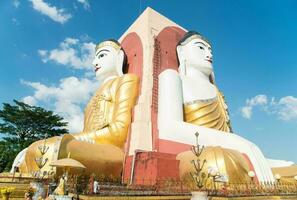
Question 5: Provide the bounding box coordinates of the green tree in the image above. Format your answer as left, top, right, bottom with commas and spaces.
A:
0, 141, 9, 172
0, 140, 18, 172
0, 100, 69, 172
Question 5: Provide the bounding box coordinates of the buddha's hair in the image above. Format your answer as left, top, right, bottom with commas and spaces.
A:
105, 39, 121, 47
95, 39, 122, 51
177, 31, 211, 46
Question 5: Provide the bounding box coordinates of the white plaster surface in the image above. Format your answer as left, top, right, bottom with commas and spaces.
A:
10, 148, 27, 173
267, 158, 295, 168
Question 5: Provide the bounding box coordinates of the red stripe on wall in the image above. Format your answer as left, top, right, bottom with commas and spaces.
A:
158, 139, 192, 154
242, 153, 259, 184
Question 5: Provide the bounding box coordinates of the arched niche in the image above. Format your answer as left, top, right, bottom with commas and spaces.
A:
121, 32, 143, 90
151, 26, 186, 151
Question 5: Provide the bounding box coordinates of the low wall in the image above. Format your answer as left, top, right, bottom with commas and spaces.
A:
77, 195, 190, 200
77, 195, 297, 200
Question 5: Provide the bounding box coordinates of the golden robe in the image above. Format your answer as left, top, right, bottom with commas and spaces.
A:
183, 88, 232, 132
177, 147, 251, 184
18, 74, 139, 176
178, 87, 251, 184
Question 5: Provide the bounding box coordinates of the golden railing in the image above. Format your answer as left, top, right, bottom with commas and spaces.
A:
65, 175, 297, 197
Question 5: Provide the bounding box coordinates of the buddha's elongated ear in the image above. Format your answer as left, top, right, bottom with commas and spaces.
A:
116, 50, 124, 76
209, 72, 215, 84
177, 45, 186, 75
176, 45, 183, 59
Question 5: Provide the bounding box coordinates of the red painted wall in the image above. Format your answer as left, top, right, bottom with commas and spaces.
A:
124, 152, 180, 185
121, 32, 143, 89
121, 32, 144, 183
151, 26, 186, 152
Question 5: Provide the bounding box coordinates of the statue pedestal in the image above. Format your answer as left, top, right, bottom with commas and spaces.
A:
191, 191, 208, 200
123, 152, 180, 186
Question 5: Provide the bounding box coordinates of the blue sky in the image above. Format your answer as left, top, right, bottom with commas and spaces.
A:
1, 0, 297, 163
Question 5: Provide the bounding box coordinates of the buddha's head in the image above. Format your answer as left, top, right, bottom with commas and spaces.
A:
177, 31, 213, 77
93, 39, 125, 81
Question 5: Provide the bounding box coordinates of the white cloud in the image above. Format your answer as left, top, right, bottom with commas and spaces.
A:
29, 0, 72, 24
80, 34, 92, 42
240, 94, 297, 121
246, 95, 268, 106
22, 96, 37, 106
240, 95, 268, 119
12, 18, 20, 25
26, 36, 97, 132
38, 37, 95, 70
21, 77, 99, 132
77, 0, 90, 10
13, 0, 20, 8
38, 50, 47, 57
275, 96, 297, 121
241, 106, 252, 119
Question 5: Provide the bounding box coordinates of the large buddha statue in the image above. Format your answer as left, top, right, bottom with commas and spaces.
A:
12, 40, 139, 177
158, 31, 275, 183
177, 31, 231, 132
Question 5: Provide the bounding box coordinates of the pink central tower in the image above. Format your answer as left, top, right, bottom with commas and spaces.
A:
118, 7, 188, 185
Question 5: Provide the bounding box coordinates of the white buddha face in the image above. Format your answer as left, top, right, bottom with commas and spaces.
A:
92, 45, 124, 80
177, 37, 213, 76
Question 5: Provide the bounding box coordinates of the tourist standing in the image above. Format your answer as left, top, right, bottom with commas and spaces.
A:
93, 180, 99, 194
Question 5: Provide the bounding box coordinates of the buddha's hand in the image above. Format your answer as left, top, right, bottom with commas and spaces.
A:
74, 127, 109, 144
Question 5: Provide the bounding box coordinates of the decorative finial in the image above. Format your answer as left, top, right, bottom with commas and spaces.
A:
190, 131, 208, 189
